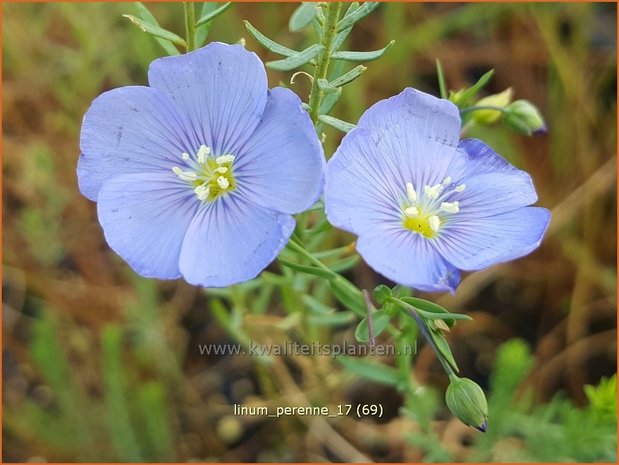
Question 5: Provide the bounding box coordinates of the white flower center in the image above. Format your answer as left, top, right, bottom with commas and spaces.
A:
401, 176, 466, 238
171, 145, 236, 202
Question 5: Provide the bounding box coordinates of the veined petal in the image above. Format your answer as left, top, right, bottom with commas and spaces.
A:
357, 226, 461, 293
179, 197, 295, 287
148, 42, 267, 157
79, 86, 197, 201
325, 128, 404, 236
355, 87, 462, 189
446, 139, 539, 218
234, 88, 324, 214
436, 207, 551, 271
97, 172, 200, 279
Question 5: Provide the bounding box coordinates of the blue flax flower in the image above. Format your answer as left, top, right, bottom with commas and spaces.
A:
325, 88, 550, 293
78, 43, 324, 287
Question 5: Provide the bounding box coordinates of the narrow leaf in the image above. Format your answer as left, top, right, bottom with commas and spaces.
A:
244, 20, 298, 57
456, 69, 495, 106
339, 357, 400, 386
309, 312, 355, 327
123, 14, 186, 48
133, 3, 180, 55
317, 78, 338, 94
337, 2, 380, 32
332, 3, 359, 51
331, 40, 394, 62
330, 65, 367, 87
319, 87, 342, 115
278, 258, 336, 280
267, 44, 324, 71
400, 296, 471, 327
436, 58, 447, 99
318, 115, 355, 133
355, 311, 391, 343
429, 329, 459, 373
289, 2, 318, 32
196, 2, 232, 27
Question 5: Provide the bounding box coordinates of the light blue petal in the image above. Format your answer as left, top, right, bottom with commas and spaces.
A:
355, 87, 462, 189
148, 42, 267, 157
97, 172, 200, 279
436, 207, 551, 271
356, 226, 461, 293
325, 128, 404, 236
234, 88, 325, 214
443, 139, 539, 218
79, 86, 197, 201
179, 197, 295, 287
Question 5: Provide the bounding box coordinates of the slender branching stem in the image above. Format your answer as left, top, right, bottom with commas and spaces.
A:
184, 2, 196, 52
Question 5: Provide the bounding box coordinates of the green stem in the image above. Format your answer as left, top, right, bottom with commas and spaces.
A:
459, 105, 506, 115
308, 2, 343, 124
184, 2, 196, 52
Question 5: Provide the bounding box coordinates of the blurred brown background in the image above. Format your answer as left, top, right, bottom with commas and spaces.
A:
2, 2, 617, 462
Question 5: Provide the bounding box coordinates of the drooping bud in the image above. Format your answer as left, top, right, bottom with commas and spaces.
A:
473, 88, 513, 124
445, 377, 489, 432
504, 99, 546, 135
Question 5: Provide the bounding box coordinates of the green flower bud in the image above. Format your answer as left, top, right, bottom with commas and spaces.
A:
504, 99, 546, 135
472, 88, 513, 124
445, 377, 488, 432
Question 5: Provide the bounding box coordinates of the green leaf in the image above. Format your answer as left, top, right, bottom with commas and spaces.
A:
355, 310, 391, 343
278, 258, 336, 280
328, 255, 359, 274
132, 3, 181, 55
400, 296, 472, 326
289, 2, 318, 32
123, 14, 186, 48
339, 357, 400, 386
331, 40, 394, 62
267, 44, 324, 71
436, 58, 447, 99
330, 65, 367, 87
318, 114, 355, 133
373, 284, 392, 305
451, 69, 494, 107
332, 3, 359, 51
317, 78, 339, 94
243, 20, 298, 57
196, 2, 232, 27
309, 312, 355, 327
429, 328, 459, 373
319, 87, 342, 115
330, 276, 366, 316
336, 2, 380, 32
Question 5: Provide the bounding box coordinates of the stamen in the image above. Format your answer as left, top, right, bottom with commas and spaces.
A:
404, 206, 419, 217
442, 176, 452, 185
455, 184, 466, 192
172, 166, 198, 182
197, 145, 210, 164
406, 182, 417, 202
216, 155, 235, 165
217, 176, 230, 189
440, 201, 460, 214
429, 215, 441, 233
194, 184, 210, 201
424, 183, 443, 200
181, 152, 190, 160
215, 166, 228, 174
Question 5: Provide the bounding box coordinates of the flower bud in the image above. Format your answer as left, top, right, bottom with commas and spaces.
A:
473, 88, 513, 124
445, 377, 488, 432
504, 99, 546, 135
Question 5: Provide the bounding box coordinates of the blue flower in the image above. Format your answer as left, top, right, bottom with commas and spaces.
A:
324, 88, 550, 293
78, 43, 324, 287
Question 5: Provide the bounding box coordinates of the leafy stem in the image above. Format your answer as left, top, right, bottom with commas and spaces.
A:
459, 104, 506, 115
386, 297, 457, 379
308, 2, 343, 124
184, 2, 196, 52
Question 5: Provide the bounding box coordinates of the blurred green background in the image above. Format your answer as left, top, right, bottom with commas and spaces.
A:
2, 2, 617, 462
